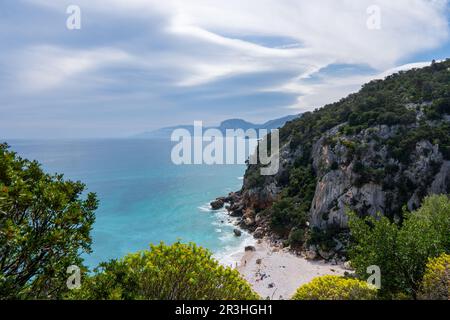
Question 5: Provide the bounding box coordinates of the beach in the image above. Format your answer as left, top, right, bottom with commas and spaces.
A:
232, 239, 346, 300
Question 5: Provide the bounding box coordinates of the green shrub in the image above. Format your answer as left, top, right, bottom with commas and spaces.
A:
67, 242, 259, 300
425, 98, 450, 119
307, 225, 341, 252
292, 275, 377, 300
288, 227, 306, 246
244, 167, 265, 189
418, 253, 450, 300
0, 143, 98, 299
269, 164, 316, 242
270, 197, 308, 235
348, 195, 450, 299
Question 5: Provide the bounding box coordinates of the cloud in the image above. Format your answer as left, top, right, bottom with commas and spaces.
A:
20, 0, 448, 90
269, 61, 433, 111
0, 0, 448, 137
11, 46, 133, 93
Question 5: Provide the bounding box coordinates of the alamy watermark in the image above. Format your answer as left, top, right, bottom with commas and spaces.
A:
367, 5, 381, 30
367, 265, 381, 289
66, 5, 81, 30
65, 4, 381, 31
66, 265, 81, 290
170, 121, 280, 176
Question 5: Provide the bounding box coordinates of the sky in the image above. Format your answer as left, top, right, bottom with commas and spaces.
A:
0, 0, 449, 138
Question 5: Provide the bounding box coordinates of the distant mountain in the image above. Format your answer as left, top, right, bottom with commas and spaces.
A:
134, 115, 300, 139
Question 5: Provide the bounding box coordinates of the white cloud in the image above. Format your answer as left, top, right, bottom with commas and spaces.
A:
21, 0, 448, 89
13, 46, 133, 92
10, 0, 449, 110
274, 61, 433, 111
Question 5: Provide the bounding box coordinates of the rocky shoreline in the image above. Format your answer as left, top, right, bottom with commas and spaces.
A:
209, 193, 351, 299
210, 192, 351, 264
211, 191, 269, 240
209, 194, 354, 300
211, 192, 308, 256
209, 119, 450, 263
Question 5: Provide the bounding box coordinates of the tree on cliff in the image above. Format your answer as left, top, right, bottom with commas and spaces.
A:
0, 143, 98, 299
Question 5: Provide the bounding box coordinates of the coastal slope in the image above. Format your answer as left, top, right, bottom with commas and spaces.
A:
219, 59, 450, 259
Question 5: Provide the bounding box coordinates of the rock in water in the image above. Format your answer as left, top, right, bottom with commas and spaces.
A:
245, 246, 256, 252
210, 199, 225, 210
233, 229, 242, 237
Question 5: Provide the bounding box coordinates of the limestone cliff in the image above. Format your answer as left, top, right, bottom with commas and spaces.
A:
219, 60, 450, 250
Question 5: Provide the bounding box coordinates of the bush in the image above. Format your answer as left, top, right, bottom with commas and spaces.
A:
348, 195, 450, 299
270, 165, 316, 241
418, 253, 450, 300
244, 167, 265, 189
288, 227, 306, 246
0, 143, 98, 299
292, 275, 377, 300
270, 197, 307, 235
307, 225, 341, 252
67, 242, 259, 300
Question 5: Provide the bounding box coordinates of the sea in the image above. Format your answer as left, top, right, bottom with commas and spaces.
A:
7, 139, 256, 268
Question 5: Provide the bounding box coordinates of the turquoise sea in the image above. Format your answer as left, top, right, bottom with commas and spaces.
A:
8, 139, 253, 268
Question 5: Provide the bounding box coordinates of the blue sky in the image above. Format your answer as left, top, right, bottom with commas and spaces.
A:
0, 0, 449, 138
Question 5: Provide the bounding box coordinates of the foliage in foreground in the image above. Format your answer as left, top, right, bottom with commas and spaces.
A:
0, 143, 98, 299
348, 195, 450, 299
292, 275, 377, 300
418, 253, 450, 300
67, 242, 259, 300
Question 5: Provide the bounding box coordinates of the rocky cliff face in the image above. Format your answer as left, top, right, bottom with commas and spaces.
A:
223, 120, 449, 236
309, 123, 449, 229
217, 60, 450, 248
